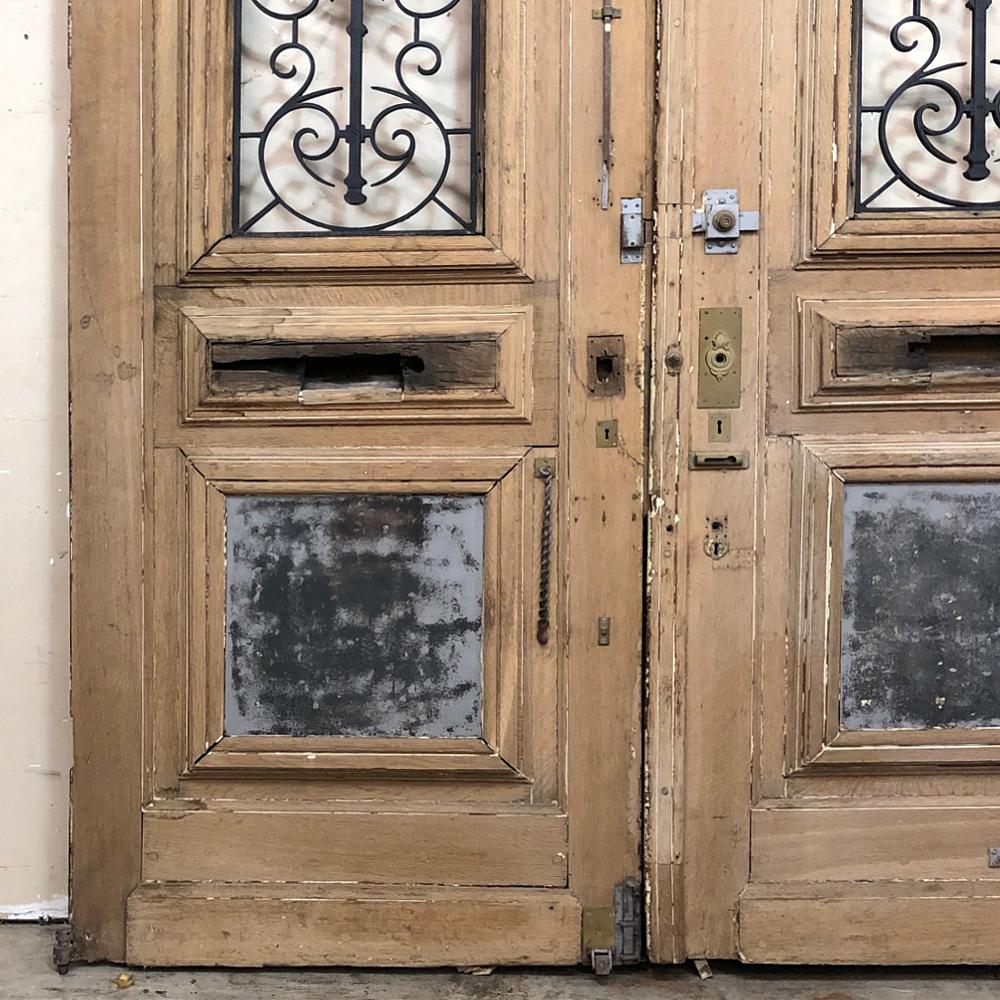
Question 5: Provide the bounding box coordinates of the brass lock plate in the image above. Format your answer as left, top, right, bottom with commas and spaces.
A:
698, 307, 742, 409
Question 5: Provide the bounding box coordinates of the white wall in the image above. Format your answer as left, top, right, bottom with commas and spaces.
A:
0, 0, 71, 919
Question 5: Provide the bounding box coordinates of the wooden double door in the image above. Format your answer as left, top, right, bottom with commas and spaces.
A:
71, 0, 1000, 968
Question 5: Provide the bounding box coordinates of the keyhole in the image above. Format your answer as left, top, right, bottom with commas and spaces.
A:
716, 419, 723, 436
604, 426, 611, 441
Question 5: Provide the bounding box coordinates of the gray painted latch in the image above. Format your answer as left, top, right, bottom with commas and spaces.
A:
621, 197, 648, 263
692, 189, 760, 254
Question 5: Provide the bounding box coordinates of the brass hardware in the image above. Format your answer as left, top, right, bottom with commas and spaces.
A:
690, 451, 749, 470
582, 905, 614, 962
588, 335, 626, 396
698, 307, 742, 408
704, 516, 730, 561
708, 412, 732, 443
597, 616, 612, 646
712, 208, 737, 232
664, 344, 684, 374
596, 420, 619, 447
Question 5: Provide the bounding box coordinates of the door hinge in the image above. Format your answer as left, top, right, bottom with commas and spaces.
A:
691, 189, 760, 254
614, 876, 644, 965
583, 876, 644, 974
621, 197, 653, 263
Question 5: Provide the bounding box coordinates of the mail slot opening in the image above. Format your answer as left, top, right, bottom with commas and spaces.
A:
836, 325, 1000, 381
212, 350, 426, 393
907, 333, 1000, 373
206, 338, 498, 400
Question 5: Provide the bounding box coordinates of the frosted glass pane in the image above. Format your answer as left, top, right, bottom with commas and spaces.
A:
855, 0, 1000, 211
225, 493, 484, 738
841, 482, 1000, 730
235, 0, 481, 235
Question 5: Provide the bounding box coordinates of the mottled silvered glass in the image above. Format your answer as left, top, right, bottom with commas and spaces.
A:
855, 0, 1000, 212
234, 0, 482, 235
840, 483, 1000, 730
225, 493, 484, 737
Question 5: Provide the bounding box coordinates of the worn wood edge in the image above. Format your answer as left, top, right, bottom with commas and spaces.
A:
126, 883, 582, 967
738, 883, 1000, 964
69, 0, 147, 962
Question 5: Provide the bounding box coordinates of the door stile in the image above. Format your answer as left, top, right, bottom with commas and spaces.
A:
565, 0, 656, 943
645, 0, 687, 966
647, 0, 766, 961
69, 0, 149, 962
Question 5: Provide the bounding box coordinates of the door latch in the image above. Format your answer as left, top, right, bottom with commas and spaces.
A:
691, 189, 759, 254
621, 197, 649, 263
593, 3, 622, 209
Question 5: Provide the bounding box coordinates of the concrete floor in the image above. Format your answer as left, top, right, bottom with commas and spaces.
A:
2, 925, 999, 1000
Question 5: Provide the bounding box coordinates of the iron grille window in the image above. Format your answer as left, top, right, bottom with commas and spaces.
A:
854, 0, 1000, 213
233, 0, 483, 236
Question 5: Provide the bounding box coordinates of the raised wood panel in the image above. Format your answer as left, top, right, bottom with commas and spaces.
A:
180, 306, 534, 425
141, 807, 569, 886
739, 883, 1000, 964
752, 806, 1000, 883
797, 298, 1000, 412
127, 883, 581, 968
127, 883, 582, 967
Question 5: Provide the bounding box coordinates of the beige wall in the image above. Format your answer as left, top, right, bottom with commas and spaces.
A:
0, 0, 71, 918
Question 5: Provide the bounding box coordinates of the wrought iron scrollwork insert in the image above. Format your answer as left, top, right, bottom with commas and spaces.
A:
855, 0, 1000, 212
234, 0, 482, 235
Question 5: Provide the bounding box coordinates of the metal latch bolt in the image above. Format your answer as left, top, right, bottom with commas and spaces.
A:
692, 189, 760, 254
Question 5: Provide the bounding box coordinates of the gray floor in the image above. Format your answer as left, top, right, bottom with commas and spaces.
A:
3, 925, 999, 1000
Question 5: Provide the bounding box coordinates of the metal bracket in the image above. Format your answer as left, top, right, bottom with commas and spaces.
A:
621, 197, 646, 263
691, 189, 760, 255
590, 948, 614, 976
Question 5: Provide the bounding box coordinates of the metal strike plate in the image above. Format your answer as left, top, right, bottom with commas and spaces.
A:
620, 197, 644, 263
691, 189, 760, 254
698, 307, 742, 409
588, 335, 626, 396
596, 420, 619, 447
690, 451, 749, 471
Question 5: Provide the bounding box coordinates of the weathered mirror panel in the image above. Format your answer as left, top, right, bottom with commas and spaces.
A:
840, 482, 1000, 730
854, 0, 1000, 212
225, 493, 485, 737
234, 0, 482, 235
